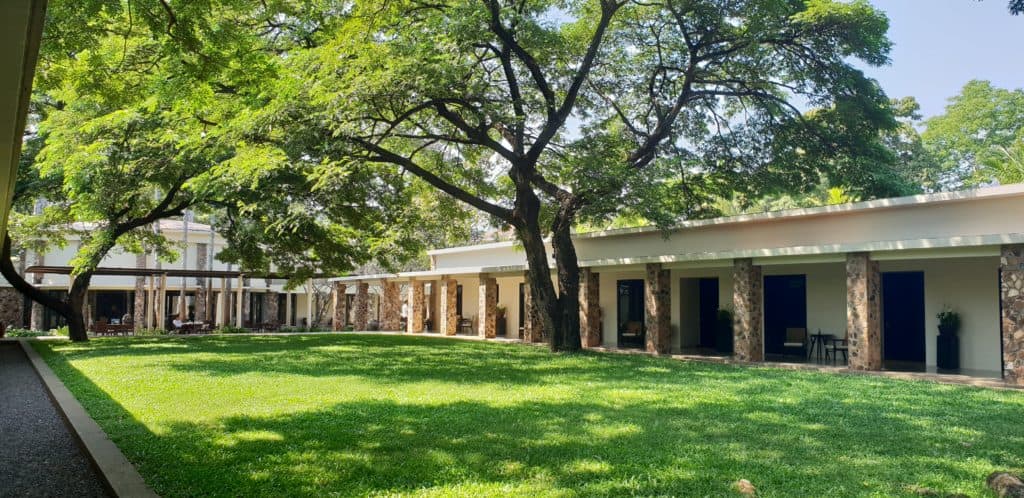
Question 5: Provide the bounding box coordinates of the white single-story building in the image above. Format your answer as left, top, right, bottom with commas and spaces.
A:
330, 184, 1024, 385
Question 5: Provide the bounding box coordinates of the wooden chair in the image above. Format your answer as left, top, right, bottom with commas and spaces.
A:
458, 318, 473, 335
783, 327, 808, 358
827, 337, 849, 365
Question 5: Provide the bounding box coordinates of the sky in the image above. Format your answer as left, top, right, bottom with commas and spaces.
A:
862, 0, 1024, 120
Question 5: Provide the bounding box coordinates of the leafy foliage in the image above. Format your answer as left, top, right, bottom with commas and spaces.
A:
255, 0, 900, 349
921, 80, 1024, 188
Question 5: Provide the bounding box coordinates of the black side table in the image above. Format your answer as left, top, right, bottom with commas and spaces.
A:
808, 331, 834, 362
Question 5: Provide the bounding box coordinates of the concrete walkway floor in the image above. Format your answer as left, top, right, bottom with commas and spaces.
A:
0, 342, 110, 497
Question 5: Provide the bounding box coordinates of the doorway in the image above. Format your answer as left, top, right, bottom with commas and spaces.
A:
764, 274, 807, 356
617, 279, 645, 348
698, 278, 720, 348
882, 271, 926, 369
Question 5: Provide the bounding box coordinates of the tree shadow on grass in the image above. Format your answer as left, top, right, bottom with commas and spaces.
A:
38, 337, 1024, 497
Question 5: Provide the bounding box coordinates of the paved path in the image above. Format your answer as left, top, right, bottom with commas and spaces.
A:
0, 343, 110, 497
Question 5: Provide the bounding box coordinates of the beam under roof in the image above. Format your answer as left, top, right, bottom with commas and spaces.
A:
24, 265, 331, 280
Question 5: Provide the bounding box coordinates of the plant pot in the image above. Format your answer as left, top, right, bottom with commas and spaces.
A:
936, 333, 959, 370
715, 318, 733, 354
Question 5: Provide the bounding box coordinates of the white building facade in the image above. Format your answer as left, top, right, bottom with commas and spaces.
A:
331, 184, 1024, 385
0, 220, 322, 331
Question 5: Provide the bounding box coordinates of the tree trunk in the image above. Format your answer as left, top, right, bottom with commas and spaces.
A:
550, 207, 581, 352
0, 233, 79, 336
512, 186, 585, 351
66, 271, 93, 342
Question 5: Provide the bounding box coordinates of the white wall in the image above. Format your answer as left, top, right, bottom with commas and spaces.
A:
429, 190, 1024, 272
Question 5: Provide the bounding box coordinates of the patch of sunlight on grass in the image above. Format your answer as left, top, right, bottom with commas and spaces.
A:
563, 458, 612, 476
216, 430, 285, 447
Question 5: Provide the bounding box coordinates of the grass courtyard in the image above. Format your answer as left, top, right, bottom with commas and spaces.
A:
34, 334, 1024, 497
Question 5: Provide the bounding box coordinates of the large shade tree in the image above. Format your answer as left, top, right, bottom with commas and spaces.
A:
258, 0, 897, 350
5, 0, 461, 340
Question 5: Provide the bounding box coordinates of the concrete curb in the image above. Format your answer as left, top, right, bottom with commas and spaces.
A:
18, 340, 159, 498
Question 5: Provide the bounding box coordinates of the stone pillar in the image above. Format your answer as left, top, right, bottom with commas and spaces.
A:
407, 280, 425, 333
733, 258, 764, 362
439, 278, 457, 336
846, 252, 882, 370
380, 281, 402, 331
644, 263, 671, 354
133, 253, 147, 331
478, 276, 497, 338
579, 268, 601, 348
522, 274, 545, 343
194, 243, 208, 321
1001, 245, 1024, 384
29, 249, 44, 330
264, 291, 279, 324
353, 282, 369, 331
332, 283, 347, 330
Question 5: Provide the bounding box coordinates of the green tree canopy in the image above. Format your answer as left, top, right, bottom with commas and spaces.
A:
248, 0, 898, 349
921, 80, 1024, 188
7, 0, 470, 340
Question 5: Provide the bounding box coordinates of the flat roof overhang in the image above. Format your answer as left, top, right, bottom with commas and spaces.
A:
0, 0, 47, 237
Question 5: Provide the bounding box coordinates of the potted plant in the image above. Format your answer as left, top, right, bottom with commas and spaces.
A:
936, 307, 961, 370
715, 308, 734, 354
495, 305, 507, 336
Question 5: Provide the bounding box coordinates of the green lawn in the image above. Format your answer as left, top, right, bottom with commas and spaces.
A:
34, 334, 1024, 497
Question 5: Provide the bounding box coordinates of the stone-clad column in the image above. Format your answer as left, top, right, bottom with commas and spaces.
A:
733, 258, 764, 362
407, 281, 425, 333
1001, 245, 1024, 384
478, 276, 497, 338
847, 252, 881, 370
133, 253, 147, 331
645, 263, 671, 354
439, 278, 457, 336
381, 281, 402, 331
332, 282, 347, 330
353, 282, 369, 331
579, 268, 601, 348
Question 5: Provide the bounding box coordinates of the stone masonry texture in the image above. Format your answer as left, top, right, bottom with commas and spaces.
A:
332, 282, 347, 330
645, 263, 671, 354
478, 277, 497, 338
0, 289, 24, 328
381, 281, 402, 331
579, 268, 601, 348
440, 279, 457, 336
733, 258, 764, 362
846, 252, 882, 370
1001, 245, 1024, 384
354, 283, 369, 331
407, 281, 425, 333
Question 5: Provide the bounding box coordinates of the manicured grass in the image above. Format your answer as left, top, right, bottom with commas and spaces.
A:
34, 334, 1024, 497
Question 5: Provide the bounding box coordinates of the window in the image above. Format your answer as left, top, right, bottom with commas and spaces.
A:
456, 284, 463, 316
